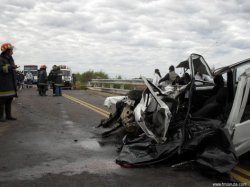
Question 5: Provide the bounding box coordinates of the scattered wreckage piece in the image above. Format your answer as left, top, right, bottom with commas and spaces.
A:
104, 96, 127, 109
116, 118, 238, 175
97, 90, 143, 137
134, 76, 189, 144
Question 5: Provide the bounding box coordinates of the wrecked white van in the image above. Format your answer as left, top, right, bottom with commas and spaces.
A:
134, 54, 250, 156
99, 54, 250, 175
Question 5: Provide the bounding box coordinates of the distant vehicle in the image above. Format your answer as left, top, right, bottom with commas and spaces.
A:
23, 65, 38, 84
58, 65, 73, 89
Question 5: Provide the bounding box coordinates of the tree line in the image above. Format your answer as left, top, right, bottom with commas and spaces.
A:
75, 70, 109, 84
74, 70, 123, 89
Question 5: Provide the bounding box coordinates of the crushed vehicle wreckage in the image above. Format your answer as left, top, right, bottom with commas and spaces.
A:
97, 54, 250, 178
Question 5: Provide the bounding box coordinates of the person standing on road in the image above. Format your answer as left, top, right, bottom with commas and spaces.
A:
152, 69, 162, 86
25, 71, 33, 88
54, 66, 63, 96
16, 70, 24, 91
48, 65, 57, 95
37, 65, 48, 96
72, 73, 77, 90
159, 65, 179, 86
0, 43, 18, 122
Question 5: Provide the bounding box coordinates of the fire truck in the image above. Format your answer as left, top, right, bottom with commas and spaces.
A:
58, 65, 73, 89
23, 65, 38, 84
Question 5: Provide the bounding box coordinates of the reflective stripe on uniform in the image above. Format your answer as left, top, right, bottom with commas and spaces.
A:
0, 90, 15, 97
2, 64, 9, 73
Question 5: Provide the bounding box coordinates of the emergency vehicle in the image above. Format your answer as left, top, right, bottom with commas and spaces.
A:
58, 65, 73, 89
23, 65, 38, 84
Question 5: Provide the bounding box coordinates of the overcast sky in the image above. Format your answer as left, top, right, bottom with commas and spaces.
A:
0, 0, 249, 78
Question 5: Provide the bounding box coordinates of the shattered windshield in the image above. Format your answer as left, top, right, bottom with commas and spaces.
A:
191, 54, 212, 77
177, 54, 212, 78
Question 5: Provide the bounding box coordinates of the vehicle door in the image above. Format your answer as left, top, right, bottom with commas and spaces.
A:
188, 54, 214, 109
225, 68, 250, 156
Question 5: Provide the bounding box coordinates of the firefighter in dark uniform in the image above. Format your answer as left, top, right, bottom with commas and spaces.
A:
48, 65, 57, 95
54, 66, 63, 96
0, 43, 18, 122
37, 65, 48, 96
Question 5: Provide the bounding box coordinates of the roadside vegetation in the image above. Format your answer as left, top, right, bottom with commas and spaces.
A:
74, 70, 123, 90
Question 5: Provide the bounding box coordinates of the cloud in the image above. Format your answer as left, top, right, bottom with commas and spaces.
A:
0, 0, 249, 78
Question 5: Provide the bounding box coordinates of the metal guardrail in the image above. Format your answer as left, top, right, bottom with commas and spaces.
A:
87, 78, 147, 95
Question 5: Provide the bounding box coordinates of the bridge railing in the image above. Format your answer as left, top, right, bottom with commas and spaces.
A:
87, 78, 147, 95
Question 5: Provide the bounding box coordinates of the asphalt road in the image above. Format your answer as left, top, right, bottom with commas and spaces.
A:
0, 87, 248, 187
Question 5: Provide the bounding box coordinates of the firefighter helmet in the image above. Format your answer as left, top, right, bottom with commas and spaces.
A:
40, 65, 47, 69
1, 43, 14, 52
